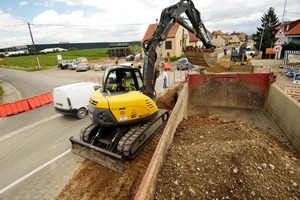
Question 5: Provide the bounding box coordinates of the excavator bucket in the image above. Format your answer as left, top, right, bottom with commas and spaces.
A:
70, 136, 124, 173
184, 46, 218, 68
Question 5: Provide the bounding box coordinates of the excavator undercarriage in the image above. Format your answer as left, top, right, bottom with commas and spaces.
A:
70, 109, 169, 172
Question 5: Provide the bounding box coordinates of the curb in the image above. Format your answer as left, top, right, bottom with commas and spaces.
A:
0, 80, 22, 103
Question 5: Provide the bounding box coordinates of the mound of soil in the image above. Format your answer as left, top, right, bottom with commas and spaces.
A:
155, 114, 300, 199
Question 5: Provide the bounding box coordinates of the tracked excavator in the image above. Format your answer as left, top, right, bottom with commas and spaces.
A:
69, 0, 216, 172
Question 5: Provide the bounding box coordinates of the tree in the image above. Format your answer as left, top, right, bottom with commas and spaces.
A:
253, 7, 279, 58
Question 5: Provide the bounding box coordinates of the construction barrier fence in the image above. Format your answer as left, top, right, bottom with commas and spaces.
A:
0, 91, 53, 118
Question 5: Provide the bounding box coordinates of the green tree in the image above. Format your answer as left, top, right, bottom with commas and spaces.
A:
253, 7, 279, 58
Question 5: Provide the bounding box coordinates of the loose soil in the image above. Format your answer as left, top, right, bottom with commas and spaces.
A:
155, 112, 300, 199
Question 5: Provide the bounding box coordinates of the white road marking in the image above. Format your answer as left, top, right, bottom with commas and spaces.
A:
0, 149, 71, 194
0, 114, 61, 142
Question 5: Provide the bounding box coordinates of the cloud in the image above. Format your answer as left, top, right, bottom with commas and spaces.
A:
19, 1, 28, 6
0, 0, 299, 48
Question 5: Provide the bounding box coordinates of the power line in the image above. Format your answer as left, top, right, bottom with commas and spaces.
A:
0, 22, 151, 28
30, 23, 151, 27
0, 24, 27, 27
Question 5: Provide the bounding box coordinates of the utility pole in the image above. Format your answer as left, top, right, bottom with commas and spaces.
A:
258, 27, 265, 59
281, 0, 287, 25
28, 23, 41, 69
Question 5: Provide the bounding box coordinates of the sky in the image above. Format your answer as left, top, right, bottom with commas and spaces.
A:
0, 0, 299, 49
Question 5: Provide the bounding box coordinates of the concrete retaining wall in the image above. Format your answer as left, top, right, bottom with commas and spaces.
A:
266, 84, 300, 152
134, 83, 189, 200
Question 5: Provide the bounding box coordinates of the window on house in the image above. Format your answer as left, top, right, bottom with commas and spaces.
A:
165, 41, 172, 49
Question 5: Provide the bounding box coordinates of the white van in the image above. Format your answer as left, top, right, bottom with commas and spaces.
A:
52, 82, 101, 119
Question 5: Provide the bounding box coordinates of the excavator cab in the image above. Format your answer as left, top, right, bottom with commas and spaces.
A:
103, 66, 143, 93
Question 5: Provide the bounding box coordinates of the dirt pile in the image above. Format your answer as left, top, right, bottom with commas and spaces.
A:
155, 113, 300, 199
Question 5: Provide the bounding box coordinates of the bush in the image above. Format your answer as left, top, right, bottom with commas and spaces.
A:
0, 86, 4, 97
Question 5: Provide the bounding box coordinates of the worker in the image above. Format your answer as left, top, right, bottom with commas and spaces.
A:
163, 69, 168, 89
115, 57, 119, 65
122, 72, 128, 88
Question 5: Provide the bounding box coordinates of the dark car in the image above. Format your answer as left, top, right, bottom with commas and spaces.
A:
284, 70, 296, 78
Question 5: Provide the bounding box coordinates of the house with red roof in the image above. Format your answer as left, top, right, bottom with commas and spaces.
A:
141, 23, 202, 58
211, 30, 228, 47
282, 19, 300, 44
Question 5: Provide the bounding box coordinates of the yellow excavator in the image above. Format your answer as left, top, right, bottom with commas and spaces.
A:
69, 0, 216, 172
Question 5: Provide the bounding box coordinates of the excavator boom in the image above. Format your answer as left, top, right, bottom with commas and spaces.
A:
142, 0, 216, 98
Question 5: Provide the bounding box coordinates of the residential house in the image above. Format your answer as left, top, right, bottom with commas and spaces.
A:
282, 19, 300, 44
141, 23, 201, 58
228, 33, 241, 44
238, 33, 247, 42
188, 32, 203, 47
211, 30, 227, 47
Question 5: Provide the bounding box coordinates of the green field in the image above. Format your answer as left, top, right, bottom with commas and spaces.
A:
0, 46, 141, 71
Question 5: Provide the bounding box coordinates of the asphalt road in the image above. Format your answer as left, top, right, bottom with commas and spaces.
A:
0, 68, 103, 199
0, 65, 187, 199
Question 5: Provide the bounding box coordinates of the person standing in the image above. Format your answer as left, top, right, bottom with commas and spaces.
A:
115, 57, 119, 65
163, 69, 168, 89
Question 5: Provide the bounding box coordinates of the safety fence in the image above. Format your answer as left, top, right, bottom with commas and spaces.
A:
0, 91, 52, 118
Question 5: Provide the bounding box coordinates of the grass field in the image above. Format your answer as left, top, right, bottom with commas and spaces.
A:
0, 46, 141, 71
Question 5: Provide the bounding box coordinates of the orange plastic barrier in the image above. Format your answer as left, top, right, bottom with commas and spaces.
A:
27, 97, 37, 109
3, 103, 13, 116
0, 104, 7, 117
32, 96, 41, 107
38, 95, 45, 105
10, 102, 19, 115
15, 99, 29, 112
0, 91, 53, 117
46, 92, 53, 103
41, 92, 50, 104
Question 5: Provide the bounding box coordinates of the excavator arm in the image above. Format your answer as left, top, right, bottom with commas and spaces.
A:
142, 0, 215, 99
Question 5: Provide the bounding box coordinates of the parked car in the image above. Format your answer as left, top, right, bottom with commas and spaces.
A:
125, 54, 134, 61
76, 63, 90, 72
177, 58, 194, 70
284, 70, 297, 78
68, 61, 80, 70
134, 53, 142, 60
92, 64, 102, 71
58, 60, 73, 70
